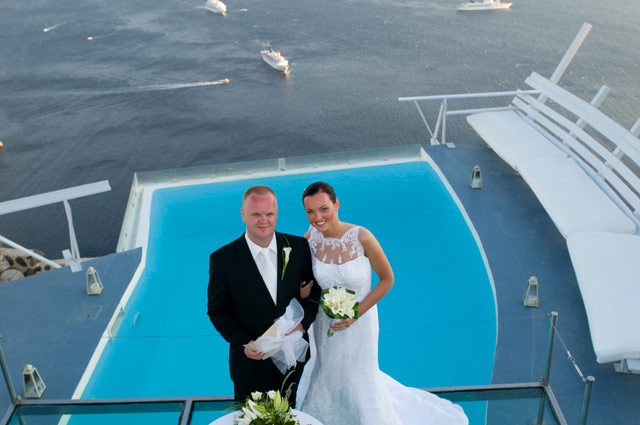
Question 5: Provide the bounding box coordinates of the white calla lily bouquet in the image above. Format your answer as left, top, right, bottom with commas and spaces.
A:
232, 373, 299, 425
319, 286, 360, 337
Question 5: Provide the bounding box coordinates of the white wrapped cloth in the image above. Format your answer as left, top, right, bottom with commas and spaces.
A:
253, 298, 309, 374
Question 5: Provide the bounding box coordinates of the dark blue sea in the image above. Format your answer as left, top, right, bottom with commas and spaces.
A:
1, 0, 638, 257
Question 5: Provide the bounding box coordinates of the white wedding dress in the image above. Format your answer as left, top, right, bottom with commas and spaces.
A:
301, 226, 468, 425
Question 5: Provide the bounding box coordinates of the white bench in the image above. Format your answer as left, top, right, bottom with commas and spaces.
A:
467, 71, 640, 368
567, 232, 640, 365
467, 72, 639, 238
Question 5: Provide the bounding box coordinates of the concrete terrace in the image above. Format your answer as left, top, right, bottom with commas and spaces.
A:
0, 248, 141, 413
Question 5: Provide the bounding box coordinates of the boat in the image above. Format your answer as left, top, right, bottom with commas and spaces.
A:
456, 0, 512, 11
204, 0, 226, 15
261, 47, 289, 72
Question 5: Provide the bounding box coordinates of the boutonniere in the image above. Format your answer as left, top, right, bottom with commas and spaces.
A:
281, 235, 292, 280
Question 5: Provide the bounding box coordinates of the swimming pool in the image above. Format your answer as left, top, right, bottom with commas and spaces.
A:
79, 153, 496, 422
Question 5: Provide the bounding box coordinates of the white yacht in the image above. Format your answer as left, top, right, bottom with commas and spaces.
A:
204, 0, 227, 15
456, 0, 512, 11
261, 47, 289, 72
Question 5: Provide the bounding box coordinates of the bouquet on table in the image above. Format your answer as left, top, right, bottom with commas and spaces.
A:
233, 375, 299, 425
319, 286, 360, 337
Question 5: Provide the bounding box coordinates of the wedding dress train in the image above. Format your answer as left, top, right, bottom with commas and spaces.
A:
301, 227, 468, 425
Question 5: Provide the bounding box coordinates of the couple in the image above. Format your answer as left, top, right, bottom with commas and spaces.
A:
207, 183, 468, 425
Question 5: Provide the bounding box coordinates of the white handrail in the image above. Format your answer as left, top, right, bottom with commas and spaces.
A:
0, 235, 61, 270
549, 22, 592, 84
0, 181, 111, 273
631, 118, 640, 137
399, 22, 594, 145
398, 89, 539, 103
398, 90, 540, 145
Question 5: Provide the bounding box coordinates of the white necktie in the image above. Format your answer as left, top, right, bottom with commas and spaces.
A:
259, 248, 277, 304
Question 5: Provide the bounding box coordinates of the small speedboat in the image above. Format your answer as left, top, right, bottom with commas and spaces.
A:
204, 0, 227, 15
261, 47, 289, 72
456, 0, 512, 11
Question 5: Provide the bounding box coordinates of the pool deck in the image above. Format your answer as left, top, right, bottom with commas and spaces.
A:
0, 248, 141, 413
1, 143, 639, 424
426, 141, 640, 425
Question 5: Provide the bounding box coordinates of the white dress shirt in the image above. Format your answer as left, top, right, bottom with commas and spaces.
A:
245, 233, 278, 304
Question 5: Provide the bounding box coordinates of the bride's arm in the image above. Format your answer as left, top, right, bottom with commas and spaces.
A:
357, 227, 394, 318
332, 227, 394, 334
333, 228, 393, 331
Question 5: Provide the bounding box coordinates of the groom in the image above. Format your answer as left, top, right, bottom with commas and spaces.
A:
207, 185, 320, 405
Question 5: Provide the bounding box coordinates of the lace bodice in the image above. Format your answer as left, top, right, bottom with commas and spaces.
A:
308, 225, 364, 265
307, 226, 372, 301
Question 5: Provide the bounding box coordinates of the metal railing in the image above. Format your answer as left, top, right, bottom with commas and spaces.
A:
0, 181, 111, 273
398, 89, 538, 146
1, 312, 595, 425
0, 383, 563, 425
542, 312, 595, 425
397, 23, 594, 147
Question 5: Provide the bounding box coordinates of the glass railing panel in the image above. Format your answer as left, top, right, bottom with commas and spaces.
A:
133, 144, 425, 187
2, 314, 587, 425
1, 386, 567, 425
453, 388, 560, 425
488, 313, 590, 425
280, 144, 424, 171
189, 400, 234, 425
188, 388, 562, 425
8, 402, 183, 425
135, 158, 281, 186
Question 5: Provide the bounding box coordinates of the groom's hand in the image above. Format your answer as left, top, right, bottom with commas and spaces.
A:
244, 343, 264, 360
299, 280, 313, 299
285, 323, 304, 336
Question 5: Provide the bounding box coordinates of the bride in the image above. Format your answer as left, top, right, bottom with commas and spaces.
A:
299, 181, 468, 425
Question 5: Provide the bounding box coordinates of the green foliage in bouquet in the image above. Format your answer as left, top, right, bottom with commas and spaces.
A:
230, 371, 299, 425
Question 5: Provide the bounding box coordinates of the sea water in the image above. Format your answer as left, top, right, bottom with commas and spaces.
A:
0, 0, 638, 258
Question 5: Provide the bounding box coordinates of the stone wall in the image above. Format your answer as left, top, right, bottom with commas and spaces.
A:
0, 247, 63, 283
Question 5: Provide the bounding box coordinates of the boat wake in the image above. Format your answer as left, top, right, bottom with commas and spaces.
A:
98, 79, 230, 94
64, 79, 230, 98
43, 22, 67, 32
86, 33, 117, 41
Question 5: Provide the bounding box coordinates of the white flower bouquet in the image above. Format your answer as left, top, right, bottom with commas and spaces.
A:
319, 286, 360, 337
232, 382, 299, 425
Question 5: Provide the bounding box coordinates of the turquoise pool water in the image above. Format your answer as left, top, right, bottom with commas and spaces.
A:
82, 161, 496, 421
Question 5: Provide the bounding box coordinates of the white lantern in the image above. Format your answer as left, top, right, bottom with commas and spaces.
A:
523, 276, 539, 307
470, 165, 482, 189
86, 266, 103, 295
23, 364, 46, 398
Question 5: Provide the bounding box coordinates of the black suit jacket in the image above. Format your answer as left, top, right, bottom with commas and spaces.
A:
207, 231, 319, 388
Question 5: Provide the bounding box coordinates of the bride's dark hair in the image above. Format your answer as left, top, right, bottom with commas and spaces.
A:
302, 181, 337, 203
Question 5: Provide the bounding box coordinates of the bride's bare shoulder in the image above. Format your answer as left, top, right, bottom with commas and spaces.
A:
355, 226, 377, 244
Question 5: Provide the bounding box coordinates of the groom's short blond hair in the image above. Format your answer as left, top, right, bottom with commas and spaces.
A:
243, 185, 276, 203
